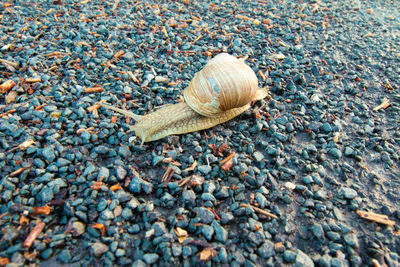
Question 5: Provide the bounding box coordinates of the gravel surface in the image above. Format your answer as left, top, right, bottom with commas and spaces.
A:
0, 0, 399, 266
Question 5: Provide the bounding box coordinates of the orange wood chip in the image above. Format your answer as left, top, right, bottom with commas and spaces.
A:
25, 77, 42, 83
110, 183, 122, 191
0, 79, 16, 94
23, 220, 46, 248
32, 206, 51, 216
91, 181, 103, 190
91, 223, 106, 236
114, 50, 125, 58
372, 99, 390, 111
0, 257, 10, 266
221, 159, 234, 171
219, 152, 234, 165
357, 210, 396, 226
19, 215, 29, 226
84, 86, 104, 93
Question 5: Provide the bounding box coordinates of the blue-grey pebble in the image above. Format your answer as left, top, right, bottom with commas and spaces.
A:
182, 190, 196, 206
295, 249, 314, 267
42, 145, 56, 162
182, 246, 193, 257
115, 165, 127, 180
57, 249, 72, 263
197, 207, 214, 224
220, 211, 234, 224
311, 224, 325, 239
118, 145, 131, 158
121, 208, 133, 220
97, 199, 108, 212
253, 151, 264, 162
212, 220, 227, 242
91, 242, 109, 257
128, 224, 140, 234
339, 187, 357, 199
95, 145, 109, 154
283, 250, 296, 263
219, 247, 228, 263
98, 166, 110, 180
171, 243, 182, 257
215, 187, 229, 199
321, 123, 332, 133
343, 233, 359, 248
198, 165, 211, 175
201, 193, 216, 202
328, 148, 342, 159
56, 158, 71, 167
132, 259, 146, 267
38, 186, 54, 202
151, 222, 167, 237
113, 191, 131, 202
318, 254, 332, 267
257, 240, 275, 259
201, 225, 214, 241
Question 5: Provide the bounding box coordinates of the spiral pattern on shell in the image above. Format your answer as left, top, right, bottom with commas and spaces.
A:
183, 53, 259, 117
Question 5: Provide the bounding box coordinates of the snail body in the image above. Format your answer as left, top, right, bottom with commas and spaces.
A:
100, 53, 268, 145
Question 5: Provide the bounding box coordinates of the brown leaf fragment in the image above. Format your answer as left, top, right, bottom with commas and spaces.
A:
167, 17, 178, 27
177, 176, 191, 187
357, 210, 396, 226
372, 98, 390, 111
76, 127, 94, 135
88, 102, 101, 115
84, 86, 104, 93
199, 247, 218, 261
220, 159, 234, 171
174, 227, 188, 243
183, 160, 197, 172
10, 167, 30, 177
6, 90, 18, 104
218, 144, 229, 155
161, 167, 175, 185
23, 219, 46, 248
0, 79, 16, 94
208, 208, 220, 220
0, 59, 18, 71
189, 174, 204, 187
18, 139, 35, 150
24, 250, 37, 261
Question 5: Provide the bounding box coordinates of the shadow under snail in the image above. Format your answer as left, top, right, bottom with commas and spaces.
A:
100, 53, 269, 145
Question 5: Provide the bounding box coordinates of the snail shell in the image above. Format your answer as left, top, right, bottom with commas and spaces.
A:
184, 53, 259, 117
100, 53, 268, 144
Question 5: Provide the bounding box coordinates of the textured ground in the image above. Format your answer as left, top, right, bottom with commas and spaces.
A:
0, 0, 399, 266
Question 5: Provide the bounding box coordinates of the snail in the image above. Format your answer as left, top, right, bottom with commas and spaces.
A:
100, 53, 268, 145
